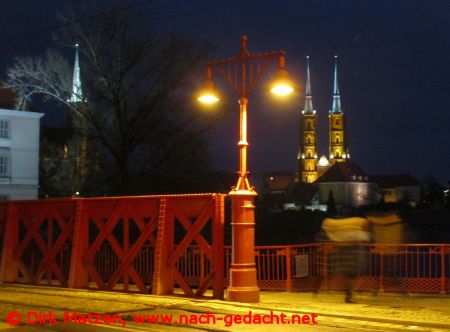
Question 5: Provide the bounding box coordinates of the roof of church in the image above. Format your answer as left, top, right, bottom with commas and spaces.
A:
371, 174, 420, 188
316, 161, 370, 183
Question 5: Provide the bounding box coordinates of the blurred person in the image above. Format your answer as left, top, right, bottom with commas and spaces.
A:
366, 211, 411, 295
316, 217, 371, 303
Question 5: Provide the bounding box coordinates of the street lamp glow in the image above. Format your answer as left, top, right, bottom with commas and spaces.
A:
271, 83, 294, 96
271, 66, 295, 96
198, 93, 220, 104
198, 67, 220, 104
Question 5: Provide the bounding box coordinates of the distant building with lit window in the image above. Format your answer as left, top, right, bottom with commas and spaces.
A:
0, 108, 44, 200
371, 174, 420, 207
316, 161, 378, 208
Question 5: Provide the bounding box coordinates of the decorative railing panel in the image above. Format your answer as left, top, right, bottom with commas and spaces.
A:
0, 200, 77, 286
0, 194, 226, 299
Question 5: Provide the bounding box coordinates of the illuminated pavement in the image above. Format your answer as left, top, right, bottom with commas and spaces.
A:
0, 284, 449, 331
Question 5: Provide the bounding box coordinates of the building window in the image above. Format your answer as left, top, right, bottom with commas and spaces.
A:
0, 149, 10, 177
335, 119, 339, 126
335, 135, 340, 144
0, 120, 9, 138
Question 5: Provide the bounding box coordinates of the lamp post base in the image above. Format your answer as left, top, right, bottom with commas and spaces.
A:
227, 284, 260, 303
227, 189, 260, 303
227, 265, 260, 302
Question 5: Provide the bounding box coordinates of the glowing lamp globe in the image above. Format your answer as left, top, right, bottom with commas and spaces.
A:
271, 83, 294, 96
198, 94, 219, 104
198, 79, 220, 104
270, 68, 294, 96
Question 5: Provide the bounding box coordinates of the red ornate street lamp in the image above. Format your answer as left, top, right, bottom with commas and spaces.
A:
198, 36, 294, 302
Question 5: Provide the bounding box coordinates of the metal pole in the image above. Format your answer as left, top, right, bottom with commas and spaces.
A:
227, 95, 259, 302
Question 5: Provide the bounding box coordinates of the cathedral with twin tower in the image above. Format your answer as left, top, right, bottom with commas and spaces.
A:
298, 55, 350, 183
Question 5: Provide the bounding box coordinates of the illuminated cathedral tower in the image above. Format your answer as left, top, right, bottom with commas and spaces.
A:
328, 55, 349, 164
68, 43, 89, 194
298, 56, 318, 183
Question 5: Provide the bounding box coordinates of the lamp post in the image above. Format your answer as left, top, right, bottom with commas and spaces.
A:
198, 35, 294, 303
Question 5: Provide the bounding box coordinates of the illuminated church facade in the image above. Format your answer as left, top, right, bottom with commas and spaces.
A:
263, 56, 420, 209
298, 55, 350, 183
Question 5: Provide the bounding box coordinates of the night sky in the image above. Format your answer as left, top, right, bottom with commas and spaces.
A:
0, 0, 449, 184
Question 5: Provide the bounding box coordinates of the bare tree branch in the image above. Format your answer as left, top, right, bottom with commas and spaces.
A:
6, 3, 214, 195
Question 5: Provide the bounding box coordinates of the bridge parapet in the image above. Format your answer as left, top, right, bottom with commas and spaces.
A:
0, 194, 226, 299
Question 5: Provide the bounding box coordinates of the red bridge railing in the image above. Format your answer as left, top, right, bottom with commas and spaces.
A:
0, 194, 226, 299
243, 244, 450, 294
0, 197, 448, 296
13, 242, 449, 295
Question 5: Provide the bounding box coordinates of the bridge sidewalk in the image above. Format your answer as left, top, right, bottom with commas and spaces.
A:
258, 291, 450, 330
0, 285, 449, 331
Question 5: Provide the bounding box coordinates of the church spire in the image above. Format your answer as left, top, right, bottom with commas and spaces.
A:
330, 55, 342, 114
68, 43, 84, 103
304, 56, 314, 113
328, 55, 347, 163
298, 56, 318, 183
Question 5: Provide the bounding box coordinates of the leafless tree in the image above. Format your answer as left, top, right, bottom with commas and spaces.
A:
7, 49, 72, 111
6, 4, 214, 195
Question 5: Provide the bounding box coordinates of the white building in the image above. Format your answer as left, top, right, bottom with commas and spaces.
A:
317, 161, 379, 208
0, 108, 44, 200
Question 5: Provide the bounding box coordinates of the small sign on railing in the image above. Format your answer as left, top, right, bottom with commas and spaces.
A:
293, 254, 309, 278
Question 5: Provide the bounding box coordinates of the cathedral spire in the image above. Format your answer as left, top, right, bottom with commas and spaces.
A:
330, 55, 342, 114
299, 56, 318, 183
328, 55, 347, 163
68, 43, 84, 103
304, 56, 314, 113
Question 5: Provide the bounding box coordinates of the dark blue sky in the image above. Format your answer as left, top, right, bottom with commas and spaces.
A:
0, 0, 449, 184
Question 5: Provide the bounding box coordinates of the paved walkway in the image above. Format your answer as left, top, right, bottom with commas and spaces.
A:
0, 284, 448, 331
